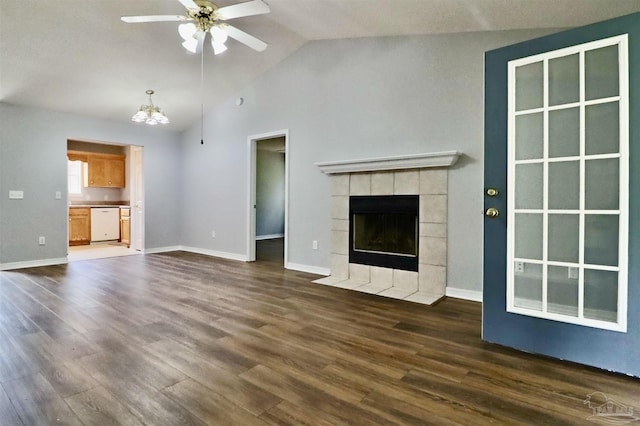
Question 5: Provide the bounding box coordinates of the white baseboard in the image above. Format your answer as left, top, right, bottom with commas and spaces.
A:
0, 257, 68, 271
180, 246, 248, 262
286, 263, 331, 276
143, 246, 182, 254
445, 287, 483, 302
256, 233, 284, 241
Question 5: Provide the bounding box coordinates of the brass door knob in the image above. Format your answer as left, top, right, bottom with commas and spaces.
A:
486, 188, 499, 197
485, 207, 499, 218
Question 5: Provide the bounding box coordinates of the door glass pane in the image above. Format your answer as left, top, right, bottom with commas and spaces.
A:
548, 161, 579, 210
585, 45, 619, 101
585, 214, 619, 266
548, 266, 579, 317
516, 113, 543, 160
585, 159, 619, 210
515, 214, 543, 260
514, 263, 542, 311
515, 163, 543, 209
548, 214, 579, 263
585, 102, 619, 155
516, 62, 543, 111
549, 107, 580, 158
584, 269, 618, 322
549, 53, 579, 106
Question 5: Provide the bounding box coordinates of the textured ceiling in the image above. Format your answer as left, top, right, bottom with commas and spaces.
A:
1, 0, 640, 131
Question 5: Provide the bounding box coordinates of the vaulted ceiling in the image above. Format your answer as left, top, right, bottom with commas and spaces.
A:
2, 0, 639, 130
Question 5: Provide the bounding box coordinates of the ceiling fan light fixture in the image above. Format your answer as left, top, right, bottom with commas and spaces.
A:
182, 38, 199, 53
212, 41, 227, 55
178, 22, 197, 40
131, 90, 169, 126
210, 26, 228, 44
182, 30, 205, 53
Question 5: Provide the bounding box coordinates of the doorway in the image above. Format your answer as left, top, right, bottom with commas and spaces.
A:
67, 141, 144, 262
247, 130, 289, 266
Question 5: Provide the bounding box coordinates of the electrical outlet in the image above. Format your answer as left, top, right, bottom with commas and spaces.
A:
514, 261, 524, 273
568, 267, 579, 279
312, 240, 318, 250
55, 191, 62, 200
38, 236, 46, 245
211, 231, 216, 238
9, 190, 24, 199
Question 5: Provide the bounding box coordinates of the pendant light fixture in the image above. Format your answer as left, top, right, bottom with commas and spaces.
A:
131, 90, 169, 125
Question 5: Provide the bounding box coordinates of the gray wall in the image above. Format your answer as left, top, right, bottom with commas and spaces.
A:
0, 29, 557, 293
256, 149, 285, 237
178, 29, 555, 292
0, 103, 182, 265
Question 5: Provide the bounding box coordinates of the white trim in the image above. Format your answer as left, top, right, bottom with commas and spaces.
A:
286, 262, 331, 276
315, 151, 460, 174
143, 245, 248, 261
0, 257, 67, 271
247, 129, 289, 267
256, 233, 284, 241
445, 287, 483, 302
143, 246, 182, 254
180, 246, 248, 262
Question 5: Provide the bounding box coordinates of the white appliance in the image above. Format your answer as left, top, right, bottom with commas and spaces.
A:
91, 208, 119, 241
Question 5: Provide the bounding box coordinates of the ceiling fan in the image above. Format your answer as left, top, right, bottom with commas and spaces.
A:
121, 0, 270, 55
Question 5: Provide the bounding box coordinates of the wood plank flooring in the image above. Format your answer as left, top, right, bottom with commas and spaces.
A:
0, 250, 637, 425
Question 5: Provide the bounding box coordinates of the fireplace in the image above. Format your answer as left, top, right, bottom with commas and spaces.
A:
349, 195, 419, 272
314, 151, 459, 305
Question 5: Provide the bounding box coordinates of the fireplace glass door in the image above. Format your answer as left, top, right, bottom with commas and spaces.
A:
349, 195, 419, 271
353, 213, 417, 256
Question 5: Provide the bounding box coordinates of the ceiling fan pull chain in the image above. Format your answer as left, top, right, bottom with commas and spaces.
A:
200, 46, 205, 145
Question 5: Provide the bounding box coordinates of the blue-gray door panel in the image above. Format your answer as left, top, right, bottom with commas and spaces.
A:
483, 12, 640, 377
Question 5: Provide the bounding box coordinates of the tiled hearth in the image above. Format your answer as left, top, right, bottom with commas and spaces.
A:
314, 152, 459, 305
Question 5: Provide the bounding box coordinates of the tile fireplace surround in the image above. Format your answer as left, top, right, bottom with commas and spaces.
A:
314, 152, 459, 305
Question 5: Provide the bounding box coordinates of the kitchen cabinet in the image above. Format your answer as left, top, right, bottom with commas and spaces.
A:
120, 207, 130, 248
87, 154, 125, 188
69, 207, 91, 246
68, 151, 126, 188
91, 208, 120, 241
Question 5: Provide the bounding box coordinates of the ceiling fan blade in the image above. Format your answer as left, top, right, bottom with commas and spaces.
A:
121, 15, 188, 23
221, 24, 267, 51
176, 0, 199, 9
216, 0, 270, 20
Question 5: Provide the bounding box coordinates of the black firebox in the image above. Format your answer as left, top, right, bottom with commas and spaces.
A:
349, 195, 419, 272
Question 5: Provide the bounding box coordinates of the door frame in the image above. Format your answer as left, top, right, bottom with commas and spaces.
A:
246, 129, 289, 265
130, 145, 144, 251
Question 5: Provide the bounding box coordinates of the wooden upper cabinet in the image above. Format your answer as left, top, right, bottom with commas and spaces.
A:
68, 151, 126, 188
106, 157, 125, 187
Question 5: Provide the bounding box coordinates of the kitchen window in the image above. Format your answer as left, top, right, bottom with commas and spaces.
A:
68, 160, 83, 194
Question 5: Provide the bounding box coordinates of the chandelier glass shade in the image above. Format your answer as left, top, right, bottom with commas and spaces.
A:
131, 90, 169, 125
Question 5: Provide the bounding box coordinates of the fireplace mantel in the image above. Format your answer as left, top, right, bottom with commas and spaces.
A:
315, 151, 460, 174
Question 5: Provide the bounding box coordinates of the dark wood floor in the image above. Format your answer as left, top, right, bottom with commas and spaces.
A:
0, 251, 637, 425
